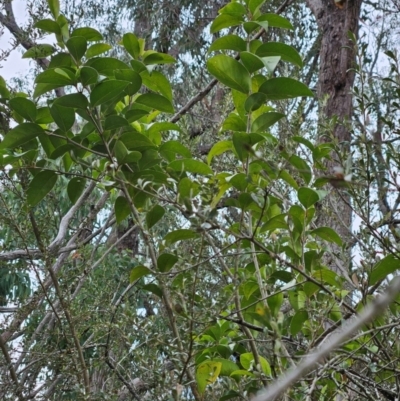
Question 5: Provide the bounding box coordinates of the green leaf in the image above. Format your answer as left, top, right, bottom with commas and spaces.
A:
251, 112, 284, 132
90, 80, 129, 106
298, 187, 319, 208
85, 43, 112, 58
115, 196, 131, 224
369, 255, 400, 285
159, 140, 192, 161
34, 19, 61, 34
23, 44, 55, 59
259, 357, 271, 376
288, 154, 312, 184
54, 93, 89, 109
86, 57, 130, 77
79, 66, 98, 86
208, 35, 246, 53
35, 107, 53, 124
141, 71, 172, 101
169, 159, 213, 175
210, 14, 243, 33
196, 361, 222, 394
0, 123, 44, 149
232, 132, 264, 160
244, 93, 267, 113
240, 353, 254, 370
67, 177, 86, 204
66, 36, 87, 61
240, 52, 265, 74
27, 170, 58, 207
290, 310, 308, 335
262, 56, 281, 73
222, 113, 247, 132
257, 13, 293, 30
212, 358, 240, 377
157, 253, 178, 273
123, 33, 140, 59
47, 0, 60, 18
310, 227, 343, 246
207, 140, 233, 164
135, 93, 174, 113
164, 229, 199, 245
71, 27, 103, 41
143, 51, 176, 65
9, 97, 37, 122
146, 205, 165, 229
35, 68, 76, 85
259, 77, 314, 100
105, 115, 130, 130
130, 265, 152, 283
313, 268, 341, 287
50, 104, 75, 132
207, 55, 251, 94
256, 42, 303, 67
248, 0, 265, 15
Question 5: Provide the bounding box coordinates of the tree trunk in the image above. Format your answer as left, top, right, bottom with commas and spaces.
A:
306, 0, 363, 277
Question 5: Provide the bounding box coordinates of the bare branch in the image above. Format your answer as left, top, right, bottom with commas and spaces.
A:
252, 276, 400, 401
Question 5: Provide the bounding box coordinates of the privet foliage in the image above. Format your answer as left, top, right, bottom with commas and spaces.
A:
1, 0, 400, 400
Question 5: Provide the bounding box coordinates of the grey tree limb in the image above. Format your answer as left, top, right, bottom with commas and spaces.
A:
253, 276, 400, 401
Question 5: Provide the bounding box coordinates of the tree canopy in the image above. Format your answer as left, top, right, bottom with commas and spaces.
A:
1, 0, 400, 400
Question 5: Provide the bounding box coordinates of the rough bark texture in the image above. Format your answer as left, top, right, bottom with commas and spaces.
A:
306, 0, 363, 276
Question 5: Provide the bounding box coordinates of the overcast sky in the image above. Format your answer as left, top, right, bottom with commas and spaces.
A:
0, 1, 33, 81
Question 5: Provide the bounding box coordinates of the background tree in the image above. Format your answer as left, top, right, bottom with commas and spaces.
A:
1, 0, 400, 401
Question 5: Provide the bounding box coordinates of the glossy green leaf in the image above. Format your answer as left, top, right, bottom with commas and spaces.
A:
79, 66, 98, 86
115, 196, 131, 224
105, 115, 130, 130
157, 253, 178, 273
232, 132, 264, 160
90, 80, 129, 106
169, 159, 213, 175
159, 141, 192, 161
123, 33, 140, 59
212, 358, 240, 377
27, 170, 58, 207
50, 104, 75, 132
35, 107, 53, 124
259, 77, 314, 100
0, 123, 44, 149
208, 35, 246, 53
313, 268, 341, 287
164, 229, 199, 245
85, 43, 112, 58
47, 0, 60, 18
114, 140, 128, 164
259, 357, 271, 376
257, 13, 294, 29
210, 14, 243, 33
240, 353, 254, 370
207, 140, 233, 164
71, 27, 103, 41
35, 68, 75, 85
244, 93, 267, 113
310, 227, 343, 246
143, 51, 176, 65
135, 93, 174, 113
251, 112, 284, 132
222, 113, 247, 132
196, 361, 222, 394
9, 97, 37, 122
240, 52, 265, 74
288, 154, 312, 184
290, 310, 308, 335
369, 255, 400, 285
34, 19, 61, 34
67, 176, 86, 204
207, 55, 251, 94
54, 93, 89, 109
298, 187, 319, 208
256, 42, 303, 67
146, 205, 165, 229
130, 265, 152, 283
86, 57, 130, 77
219, 2, 247, 15
66, 36, 87, 61
141, 71, 172, 101
23, 44, 55, 59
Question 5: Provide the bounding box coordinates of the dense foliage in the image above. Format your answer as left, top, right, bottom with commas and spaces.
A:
2, 0, 400, 400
